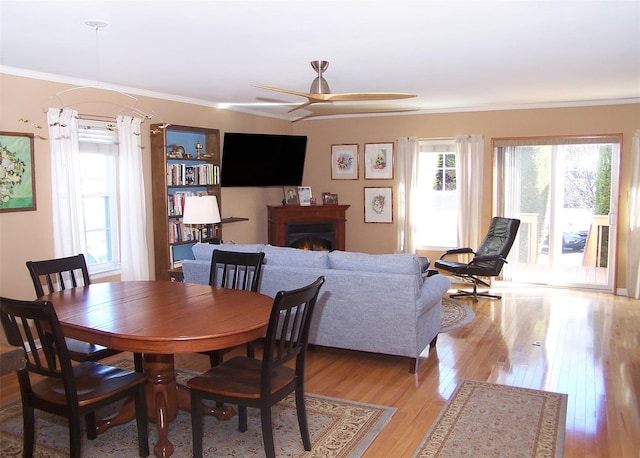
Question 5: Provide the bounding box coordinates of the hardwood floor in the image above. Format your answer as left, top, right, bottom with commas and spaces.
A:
1, 285, 638, 457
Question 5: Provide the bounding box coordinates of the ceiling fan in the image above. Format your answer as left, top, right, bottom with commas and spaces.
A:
253, 60, 417, 113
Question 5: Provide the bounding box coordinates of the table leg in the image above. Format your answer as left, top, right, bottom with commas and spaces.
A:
96, 354, 235, 457
144, 354, 177, 457
144, 354, 235, 457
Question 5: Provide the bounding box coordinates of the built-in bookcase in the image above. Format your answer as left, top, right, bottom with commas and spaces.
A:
150, 124, 221, 281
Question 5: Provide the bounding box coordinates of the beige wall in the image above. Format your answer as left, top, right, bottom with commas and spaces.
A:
291, 106, 639, 292
0, 73, 293, 300
1, 73, 638, 301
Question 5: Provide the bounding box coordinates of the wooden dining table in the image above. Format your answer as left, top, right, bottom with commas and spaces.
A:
41, 280, 273, 458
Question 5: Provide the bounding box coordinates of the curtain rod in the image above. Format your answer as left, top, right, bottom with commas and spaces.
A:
77, 113, 116, 122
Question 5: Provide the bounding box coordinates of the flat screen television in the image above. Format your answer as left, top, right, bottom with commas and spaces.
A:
220, 132, 307, 187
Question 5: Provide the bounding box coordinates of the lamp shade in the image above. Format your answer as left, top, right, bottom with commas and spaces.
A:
182, 195, 221, 224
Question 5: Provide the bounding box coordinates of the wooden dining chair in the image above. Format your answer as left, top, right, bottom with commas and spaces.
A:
202, 249, 266, 367
0, 296, 149, 458
188, 276, 325, 458
26, 254, 143, 372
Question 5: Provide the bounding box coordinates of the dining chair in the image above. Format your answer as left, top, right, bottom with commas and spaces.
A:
26, 254, 143, 372
202, 249, 266, 367
188, 276, 325, 458
0, 296, 149, 458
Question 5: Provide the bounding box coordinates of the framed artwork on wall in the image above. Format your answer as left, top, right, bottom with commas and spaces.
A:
331, 144, 359, 179
0, 131, 36, 212
364, 142, 394, 179
364, 187, 393, 223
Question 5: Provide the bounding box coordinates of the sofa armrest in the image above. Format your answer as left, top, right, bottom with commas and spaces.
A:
416, 274, 451, 314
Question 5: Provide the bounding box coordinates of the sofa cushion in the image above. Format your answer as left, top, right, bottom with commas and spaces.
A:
192, 243, 265, 261
328, 250, 421, 277
262, 244, 329, 268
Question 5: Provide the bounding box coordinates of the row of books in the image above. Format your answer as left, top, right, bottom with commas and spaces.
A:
168, 220, 218, 244
166, 163, 220, 186
168, 191, 202, 216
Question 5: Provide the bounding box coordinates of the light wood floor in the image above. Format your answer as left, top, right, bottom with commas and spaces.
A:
1, 285, 638, 457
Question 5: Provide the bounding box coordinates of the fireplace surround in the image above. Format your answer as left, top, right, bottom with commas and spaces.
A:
267, 205, 350, 251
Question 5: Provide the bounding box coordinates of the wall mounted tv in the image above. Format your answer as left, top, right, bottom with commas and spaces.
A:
220, 132, 307, 187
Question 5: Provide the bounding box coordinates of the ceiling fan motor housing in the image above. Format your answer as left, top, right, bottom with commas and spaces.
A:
310, 60, 331, 94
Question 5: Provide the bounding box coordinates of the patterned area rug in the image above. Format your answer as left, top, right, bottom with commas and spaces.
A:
441, 297, 475, 332
412, 379, 568, 458
0, 360, 395, 458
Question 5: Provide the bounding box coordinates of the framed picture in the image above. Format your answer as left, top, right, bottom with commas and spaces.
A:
297, 186, 312, 206
283, 186, 299, 205
364, 142, 394, 179
322, 192, 338, 205
331, 144, 359, 180
0, 132, 36, 212
364, 187, 393, 223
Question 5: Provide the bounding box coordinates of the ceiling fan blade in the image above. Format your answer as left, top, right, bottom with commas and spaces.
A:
253, 84, 318, 112
252, 84, 309, 98
322, 92, 416, 102
255, 85, 416, 103
292, 103, 419, 122
288, 100, 314, 113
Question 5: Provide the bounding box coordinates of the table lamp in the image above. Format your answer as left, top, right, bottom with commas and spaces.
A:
182, 195, 221, 242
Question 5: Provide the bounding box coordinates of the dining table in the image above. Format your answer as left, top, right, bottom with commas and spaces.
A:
41, 280, 273, 458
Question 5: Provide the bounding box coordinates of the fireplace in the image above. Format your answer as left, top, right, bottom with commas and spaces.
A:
267, 205, 350, 251
286, 222, 336, 251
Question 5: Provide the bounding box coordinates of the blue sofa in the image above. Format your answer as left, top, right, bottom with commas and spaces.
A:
182, 243, 451, 373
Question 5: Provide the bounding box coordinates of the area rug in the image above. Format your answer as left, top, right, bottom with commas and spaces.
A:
411, 379, 567, 458
441, 297, 475, 332
0, 360, 396, 458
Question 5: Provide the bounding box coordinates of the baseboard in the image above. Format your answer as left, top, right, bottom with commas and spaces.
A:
616, 287, 629, 296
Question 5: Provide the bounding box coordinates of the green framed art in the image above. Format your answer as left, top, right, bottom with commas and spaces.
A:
0, 131, 36, 212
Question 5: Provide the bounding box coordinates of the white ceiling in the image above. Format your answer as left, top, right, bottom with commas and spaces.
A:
1, 1, 639, 122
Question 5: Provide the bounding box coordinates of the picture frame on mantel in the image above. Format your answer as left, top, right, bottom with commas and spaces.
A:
0, 131, 36, 212
322, 192, 338, 205
331, 144, 359, 180
364, 142, 394, 179
297, 186, 312, 206
364, 187, 393, 223
283, 186, 299, 205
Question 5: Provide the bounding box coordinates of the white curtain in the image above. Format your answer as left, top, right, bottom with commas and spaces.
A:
455, 134, 484, 249
117, 115, 150, 281
47, 108, 86, 258
396, 137, 419, 253
496, 145, 520, 281
628, 129, 640, 298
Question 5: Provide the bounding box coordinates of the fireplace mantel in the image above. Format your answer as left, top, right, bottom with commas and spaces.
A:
267, 205, 350, 251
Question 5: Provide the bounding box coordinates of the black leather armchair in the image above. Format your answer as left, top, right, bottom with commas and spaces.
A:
435, 217, 520, 301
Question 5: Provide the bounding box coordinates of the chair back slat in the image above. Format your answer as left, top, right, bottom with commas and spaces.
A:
26, 254, 91, 298
261, 277, 325, 381
209, 250, 265, 292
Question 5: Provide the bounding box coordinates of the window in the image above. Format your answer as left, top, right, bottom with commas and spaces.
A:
414, 139, 458, 248
77, 119, 120, 272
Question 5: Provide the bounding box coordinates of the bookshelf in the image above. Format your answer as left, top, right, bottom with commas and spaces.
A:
151, 124, 221, 281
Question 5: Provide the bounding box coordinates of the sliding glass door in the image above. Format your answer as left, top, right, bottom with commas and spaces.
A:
494, 135, 621, 291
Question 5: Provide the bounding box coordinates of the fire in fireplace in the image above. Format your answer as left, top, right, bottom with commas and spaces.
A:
286, 222, 335, 251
